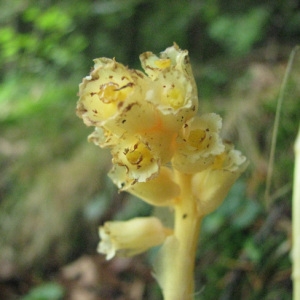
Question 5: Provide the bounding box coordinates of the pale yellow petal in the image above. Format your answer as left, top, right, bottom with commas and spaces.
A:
172, 113, 225, 173
77, 58, 147, 126
127, 167, 180, 206
103, 101, 162, 137
140, 44, 198, 126
97, 217, 173, 259
108, 164, 134, 190
88, 126, 118, 148
140, 43, 195, 81
139, 51, 163, 80
192, 145, 248, 216
192, 169, 242, 216
111, 136, 161, 183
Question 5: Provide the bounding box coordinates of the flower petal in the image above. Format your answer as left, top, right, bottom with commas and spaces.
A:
140, 45, 198, 129
127, 167, 180, 206
192, 144, 248, 215
140, 43, 195, 82
110, 136, 161, 183
172, 113, 225, 173
88, 126, 118, 148
97, 217, 173, 259
77, 58, 148, 126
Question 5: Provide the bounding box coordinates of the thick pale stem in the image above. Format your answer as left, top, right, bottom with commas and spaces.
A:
163, 172, 202, 300
293, 125, 300, 300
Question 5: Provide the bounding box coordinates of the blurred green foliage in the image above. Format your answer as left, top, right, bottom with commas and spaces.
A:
208, 8, 270, 56
1, 0, 299, 299
21, 283, 65, 300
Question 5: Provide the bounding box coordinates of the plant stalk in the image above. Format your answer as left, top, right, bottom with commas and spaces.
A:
162, 172, 203, 300
293, 125, 300, 300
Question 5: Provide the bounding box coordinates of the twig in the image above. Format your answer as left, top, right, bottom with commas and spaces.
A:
292, 125, 300, 300
265, 46, 300, 208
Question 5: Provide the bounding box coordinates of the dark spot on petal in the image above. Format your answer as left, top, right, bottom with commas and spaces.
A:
131, 179, 138, 185
136, 155, 143, 165
114, 82, 134, 91
133, 70, 144, 79
123, 102, 137, 112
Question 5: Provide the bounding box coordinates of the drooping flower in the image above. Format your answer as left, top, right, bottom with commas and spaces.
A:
140, 43, 196, 85
77, 57, 148, 127
97, 217, 173, 260
77, 44, 198, 134
77, 44, 199, 189
172, 113, 225, 173
191, 142, 248, 216
109, 164, 180, 206
109, 134, 163, 183
126, 166, 180, 206
78, 44, 249, 300
140, 44, 198, 130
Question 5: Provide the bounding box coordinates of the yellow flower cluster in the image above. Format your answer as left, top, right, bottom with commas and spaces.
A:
77, 44, 247, 259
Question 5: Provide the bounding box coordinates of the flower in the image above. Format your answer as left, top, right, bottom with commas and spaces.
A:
77, 43, 248, 216
140, 43, 196, 85
140, 43, 198, 130
172, 113, 225, 173
111, 135, 161, 183
126, 166, 180, 206
78, 45, 249, 300
108, 164, 180, 207
191, 142, 248, 216
77, 44, 199, 189
97, 217, 173, 260
77, 44, 198, 134
77, 58, 148, 127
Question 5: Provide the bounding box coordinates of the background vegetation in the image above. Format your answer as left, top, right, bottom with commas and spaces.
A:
1, 0, 299, 299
